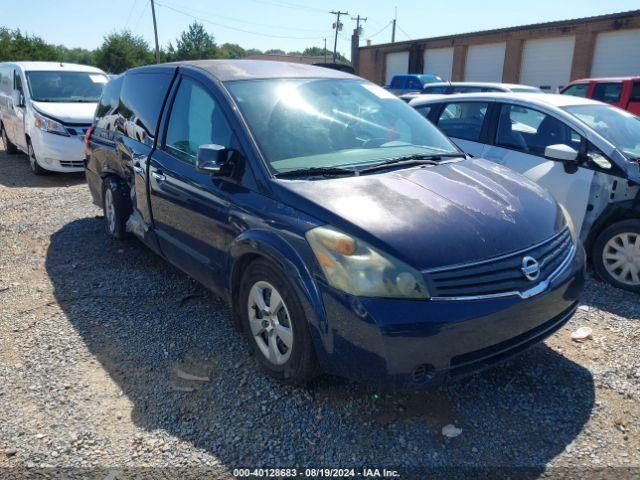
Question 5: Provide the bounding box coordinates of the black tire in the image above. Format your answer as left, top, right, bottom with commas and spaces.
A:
102, 177, 132, 240
1, 124, 18, 154
238, 259, 319, 386
592, 219, 640, 293
27, 141, 48, 176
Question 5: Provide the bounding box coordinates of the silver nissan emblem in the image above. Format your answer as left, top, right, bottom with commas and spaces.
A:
521, 256, 541, 281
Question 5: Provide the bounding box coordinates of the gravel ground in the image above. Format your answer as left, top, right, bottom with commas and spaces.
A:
0, 144, 639, 479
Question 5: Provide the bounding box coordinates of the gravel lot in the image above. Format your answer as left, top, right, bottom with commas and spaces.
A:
0, 143, 639, 479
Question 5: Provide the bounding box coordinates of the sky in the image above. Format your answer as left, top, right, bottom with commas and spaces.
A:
2, 0, 638, 60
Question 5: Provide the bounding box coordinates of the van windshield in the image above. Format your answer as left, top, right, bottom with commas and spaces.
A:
26, 71, 108, 103
564, 104, 640, 160
226, 78, 459, 173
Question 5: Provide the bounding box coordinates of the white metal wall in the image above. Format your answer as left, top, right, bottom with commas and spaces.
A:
385, 51, 409, 85
591, 29, 640, 77
423, 47, 454, 80
464, 43, 506, 82
520, 36, 575, 92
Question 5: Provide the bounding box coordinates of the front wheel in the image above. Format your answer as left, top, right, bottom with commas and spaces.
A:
592, 219, 640, 293
28, 142, 48, 175
239, 259, 318, 386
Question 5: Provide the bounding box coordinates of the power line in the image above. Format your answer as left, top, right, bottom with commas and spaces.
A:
132, 0, 150, 32
330, 10, 348, 63
124, 0, 139, 29
351, 14, 367, 36
248, 0, 328, 14
156, 2, 324, 40
368, 21, 392, 40
397, 25, 412, 40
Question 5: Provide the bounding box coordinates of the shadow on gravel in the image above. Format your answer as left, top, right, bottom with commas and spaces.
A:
0, 150, 85, 189
46, 217, 595, 475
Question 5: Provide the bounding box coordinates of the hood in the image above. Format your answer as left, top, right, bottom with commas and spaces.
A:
275, 158, 565, 270
32, 101, 97, 124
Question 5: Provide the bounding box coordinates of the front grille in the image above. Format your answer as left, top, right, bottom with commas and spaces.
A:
426, 228, 573, 299
65, 125, 91, 136
59, 160, 85, 168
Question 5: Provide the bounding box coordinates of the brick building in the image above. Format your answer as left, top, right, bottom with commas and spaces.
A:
357, 10, 640, 91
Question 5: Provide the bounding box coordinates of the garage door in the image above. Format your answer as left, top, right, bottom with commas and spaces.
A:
423, 47, 454, 80
591, 29, 640, 77
464, 43, 505, 82
385, 51, 409, 85
520, 36, 575, 92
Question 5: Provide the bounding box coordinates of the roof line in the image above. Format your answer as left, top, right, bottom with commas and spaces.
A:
361, 9, 640, 50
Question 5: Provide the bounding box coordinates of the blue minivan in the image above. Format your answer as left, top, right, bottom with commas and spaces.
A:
85, 60, 585, 388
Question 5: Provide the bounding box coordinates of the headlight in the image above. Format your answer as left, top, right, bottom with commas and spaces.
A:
305, 226, 430, 299
559, 204, 577, 240
34, 111, 69, 136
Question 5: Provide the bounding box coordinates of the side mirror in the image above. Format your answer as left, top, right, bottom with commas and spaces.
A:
544, 144, 578, 162
13, 91, 25, 108
196, 144, 229, 175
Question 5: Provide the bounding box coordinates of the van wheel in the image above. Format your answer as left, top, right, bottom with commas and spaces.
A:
28, 142, 48, 175
239, 259, 318, 386
102, 177, 131, 240
1, 124, 18, 154
592, 220, 640, 293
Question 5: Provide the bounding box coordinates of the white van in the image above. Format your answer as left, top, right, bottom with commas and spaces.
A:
0, 62, 108, 174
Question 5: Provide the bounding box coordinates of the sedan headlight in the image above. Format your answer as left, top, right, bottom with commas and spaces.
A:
306, 226, 430, 299
34, 111, 69, 136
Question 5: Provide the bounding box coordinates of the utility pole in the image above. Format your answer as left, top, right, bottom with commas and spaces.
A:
150, 0, 160, 64
323, 38, 327, 63
351, 14, 367, 36
330, 10, 348, 63
391, 6, 397, 43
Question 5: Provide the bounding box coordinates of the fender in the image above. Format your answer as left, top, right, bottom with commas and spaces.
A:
584, 197, 640, 254
227, 229, 333, 362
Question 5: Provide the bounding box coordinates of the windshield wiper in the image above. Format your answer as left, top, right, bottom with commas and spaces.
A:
357, 153, 465, 174
274, 166, 357, 178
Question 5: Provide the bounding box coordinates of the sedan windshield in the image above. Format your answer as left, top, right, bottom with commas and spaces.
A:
26, 71, 108, 102
564, 104, 640, 159
226, 78, 460, 173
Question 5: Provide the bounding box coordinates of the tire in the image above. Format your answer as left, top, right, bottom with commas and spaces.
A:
27, 141, 48, 175
592, 219, 640, 293
102, 177, 132, 240
238, 259, 319, 385
1, 124, 18, 154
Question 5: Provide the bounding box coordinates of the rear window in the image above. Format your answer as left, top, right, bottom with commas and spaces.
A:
561, 83, 589, 97
390, 77, 405, 89
422, 85, 447, 94
592, 82, 622, 103
95, 76, 123, 127
119, 72, 172, 143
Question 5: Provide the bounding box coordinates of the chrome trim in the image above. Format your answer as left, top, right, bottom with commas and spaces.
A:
423, 227, 569, 274
430, 244, 576, 302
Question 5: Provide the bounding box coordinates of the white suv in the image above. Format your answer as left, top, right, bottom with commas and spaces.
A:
410, 92, 640, 292
0, 62, 108, 174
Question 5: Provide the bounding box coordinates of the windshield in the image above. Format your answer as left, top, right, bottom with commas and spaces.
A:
26, 71, 108, 103
564, 104, 640, 159
226, 78, 459, 173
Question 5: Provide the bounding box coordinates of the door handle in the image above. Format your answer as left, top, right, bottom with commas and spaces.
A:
152, 171, 166, 182
132, 165, 143, 174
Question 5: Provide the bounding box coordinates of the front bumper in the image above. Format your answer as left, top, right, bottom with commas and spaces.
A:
315, 243, 586, 388
29, 128, 86, 172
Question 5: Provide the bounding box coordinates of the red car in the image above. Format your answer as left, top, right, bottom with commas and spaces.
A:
560, 77, 640, 115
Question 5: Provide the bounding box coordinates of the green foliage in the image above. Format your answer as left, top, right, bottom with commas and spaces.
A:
264, 49, 286, 55
301, 46, 350, 65
56, 45, 95, 65
219, 42, 246, 59
94, 30, 154, 74
0, 28, 60, 61
172, 22, 218, 61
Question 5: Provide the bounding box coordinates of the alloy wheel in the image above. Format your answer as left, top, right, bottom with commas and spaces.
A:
104, 189, 117, 235
247, 281, 293, 366
603, 232, 640, 286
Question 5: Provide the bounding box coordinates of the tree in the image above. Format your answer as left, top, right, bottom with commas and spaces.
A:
56, 45, 95, 66
264, 49, 286, 55
0, 28, 60, 61
301, 46, 350, 65
219, 42, 245, 59
174, 22, 218, 61
94, 30, 153, 73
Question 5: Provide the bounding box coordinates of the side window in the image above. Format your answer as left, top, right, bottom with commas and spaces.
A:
496, 104, 581, 156
561, 83, 588, 98
423, 86, 447, 94
390, 77, 405, 89
95, 76, 123, 130
165, 77, 235, 164
436, 102, 488, 142
592, 82, 622, 103
406, 77, 422, 90
414, 105, 432, 119
14, 70, 23, 93
630, 82, 640, 102
119, 72, 172, 143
